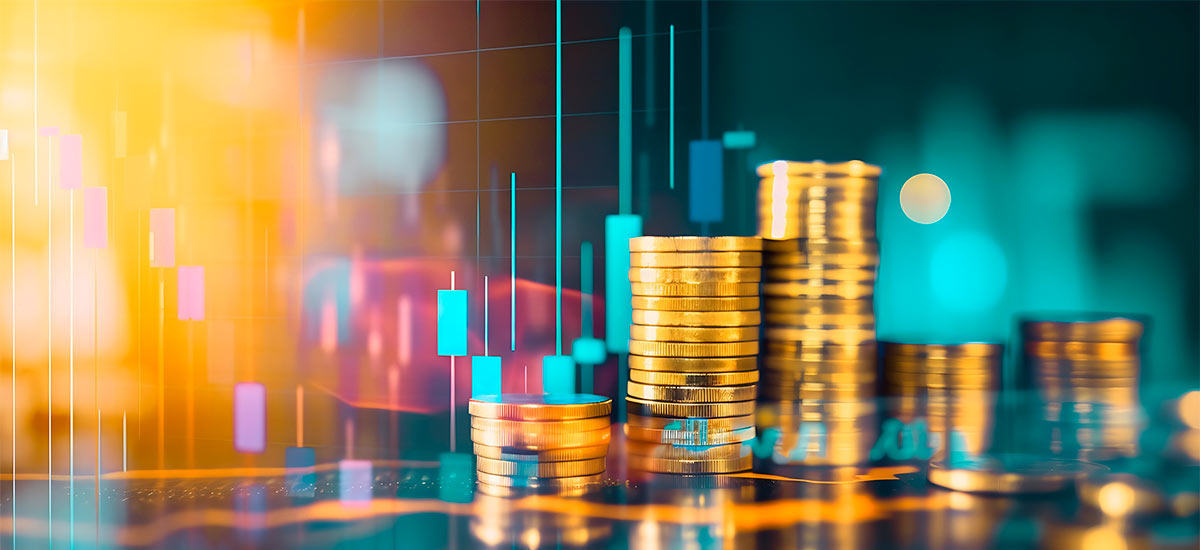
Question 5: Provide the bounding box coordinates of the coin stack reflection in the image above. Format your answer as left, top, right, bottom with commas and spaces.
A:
1022, 315, 1144, 461
882, 342, 1003, 460
625, 236, 761, 474
469, 394, 611, 495
756, 160, 880, 466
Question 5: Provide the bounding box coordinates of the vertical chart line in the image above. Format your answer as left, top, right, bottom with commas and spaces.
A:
618, 27, 632, 215
510, 173, 515, 352
69, 190, 75, 550
449, 271, 456, 454
669, 25, 675, 190
46, 135, 52, 547
10, 153, 15, 550
484, 276, 489, 356
700, 0, 709, 139
555, 0, 562, 355
296, 384, 304, 447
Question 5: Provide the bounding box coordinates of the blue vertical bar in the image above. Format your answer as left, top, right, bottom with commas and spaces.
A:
470, 356, 502, 397
437, 289, 468, 356
669, 24, 675, 189
543, 355, 576, 395
605, 215, 642, 353
619, 27, 632, 215
285, 447, 316, 498
580, 241, 593, 337
688, 140, 724, 223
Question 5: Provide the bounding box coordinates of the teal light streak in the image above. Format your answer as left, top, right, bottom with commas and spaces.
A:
669, 24, 675, 190
618, 27, 632, 215
580, 241, 593, 337
555, 0, 562, 355
510, 172, 516, 352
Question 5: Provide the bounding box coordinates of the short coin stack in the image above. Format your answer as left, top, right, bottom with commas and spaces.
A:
1021, 315, 1144, 461
882, 342, 1003, 460
755, 160, 880, 466
469, 394, 611, 495
625, 236, 761, 474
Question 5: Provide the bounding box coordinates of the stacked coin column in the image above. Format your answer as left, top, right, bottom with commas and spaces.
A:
468, 394, 612, 496
882, 343, 1003, 461
755, 160, 880, 466
625, 236, 762, 475
1021, 316, 1144, 461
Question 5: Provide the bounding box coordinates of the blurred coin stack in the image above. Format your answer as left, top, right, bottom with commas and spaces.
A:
882, 342, 1003, 460
1021, 315, 1145, 461
625, 236, 761, 474
469, 394, 611, 495
755, 160, 880, 466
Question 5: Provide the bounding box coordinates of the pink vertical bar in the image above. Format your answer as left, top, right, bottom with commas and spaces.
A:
60, 134, 81, 189
83, 187, 107, 249
177, 266, 205, 321
233, 382, 266, 454
149, 208, 175, 268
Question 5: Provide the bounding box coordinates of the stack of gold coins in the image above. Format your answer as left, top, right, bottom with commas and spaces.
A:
625, 236, 761, 474
469, 394, 611, 494
471, 493, 613, 548
882, 342, 1003, 460
755, 160, 880, 466
1021, 315, 1144, 461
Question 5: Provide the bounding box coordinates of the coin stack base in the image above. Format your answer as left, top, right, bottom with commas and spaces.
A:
469, 394, 612, 494
625, 236, 762, 474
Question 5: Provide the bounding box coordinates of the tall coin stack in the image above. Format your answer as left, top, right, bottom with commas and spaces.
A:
469, 394, 611, 496
755, 160, 880, 466
625, 236, 761, 474
1021, 315, 1144, 461
882, 342, 1003, 460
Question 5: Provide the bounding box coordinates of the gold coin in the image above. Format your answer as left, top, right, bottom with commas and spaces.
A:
625, 396, 755, 418
765, 326, 875, 345
630, 282, 760, 297
475, 471, 605, 489
1024, 341, 1138, 361
884, 355, 1001, 374
629, 267, 761, 284
627, 381, 757, 402
625, 425, 757, 446
1029, 359, 1139, 376
629, 324, 759, 342
765, 252, 879, 268
628, 340, 758, 358
759, 382, 874, 401
765, 267, 877, 282
629, 453, 752, 474
470, 427, 611, 450
629, 369, 758, 386
762, 369, 876, 386
629, 236, 763, 252
763, 355, 876, 373
626, 441, 751, 461
763, 281, 874, 299
764, 312, 876, 327
631, 296, 760, 312
756, 160, 882, 178
472, 443, 609, 462
1021, 316, 1144, 343
764, 297, 874, 315
476, 456, 607, 478
474, 480, 599, 498
632, 310, 762, 327
927, 454, 1105, 494
633, 249, 763, 267
630, 251, 762, 268
628, 355, 757, 373
762, 238, 879, 254
883, 342, 1004, 359
625, 413, 754, 431
468, 394, 611, 421
470, 416, 610, 434
766, 341, 877, 360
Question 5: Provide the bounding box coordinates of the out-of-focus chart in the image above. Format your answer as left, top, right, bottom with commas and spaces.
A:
0, 0, 1195, 548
